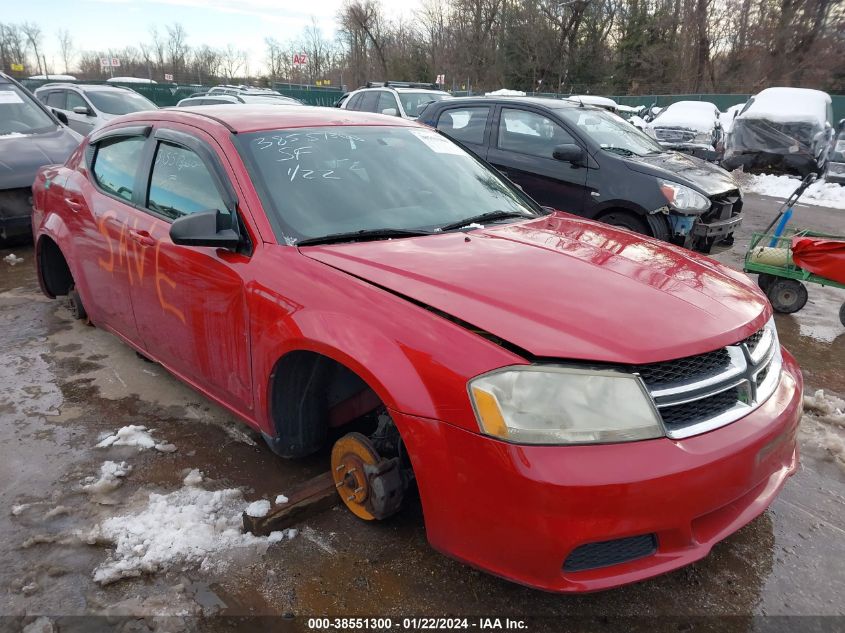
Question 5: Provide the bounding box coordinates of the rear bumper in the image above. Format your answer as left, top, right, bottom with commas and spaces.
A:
393, 350, 802, 592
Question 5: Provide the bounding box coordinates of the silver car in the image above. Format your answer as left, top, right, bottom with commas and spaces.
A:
34, 83, 157, 135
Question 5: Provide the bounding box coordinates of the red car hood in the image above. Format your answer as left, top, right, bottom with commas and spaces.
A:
301, 213, 769, 364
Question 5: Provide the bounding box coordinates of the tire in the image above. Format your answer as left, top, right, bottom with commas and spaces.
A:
766, 279, 808, 314
758, 274, 776, 293
601, 211, 649, 236
839, 302, 845, 328
67, 286, 87, 321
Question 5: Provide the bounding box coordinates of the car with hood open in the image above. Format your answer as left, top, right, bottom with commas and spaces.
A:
644, 100, 723, 162
419, 96, 743, 252
0, 72, 82, 242
32, 104, 802, 593
722, 87, 834, 177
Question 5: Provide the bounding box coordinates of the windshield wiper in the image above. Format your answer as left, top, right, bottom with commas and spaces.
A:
296, 227, 435, 247
438, 210, 534, 232
602, 146, 637, 157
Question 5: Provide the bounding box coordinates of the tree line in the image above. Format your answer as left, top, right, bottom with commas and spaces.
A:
1, 0, 842, 95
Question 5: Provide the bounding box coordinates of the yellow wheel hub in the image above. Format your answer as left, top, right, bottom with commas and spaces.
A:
331, 433, 380, 520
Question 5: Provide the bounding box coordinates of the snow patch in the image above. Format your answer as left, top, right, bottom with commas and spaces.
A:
804, 390, 845, 428
737, 87, 830, 127
740, 174, 845, 209
245, 499, 271, 518
89, 475, 297, 585
4, 254, 24, 266
83, 461, 131, 495
275, 494, 289, 505
96, 425, 175, 452
183, 468, 203, 487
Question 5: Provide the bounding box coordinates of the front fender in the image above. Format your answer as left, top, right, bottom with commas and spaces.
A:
246, 252, 525, 436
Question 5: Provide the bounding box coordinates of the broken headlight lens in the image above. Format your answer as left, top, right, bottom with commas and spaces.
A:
468, 366, 664, 445
658, 179, 710, 214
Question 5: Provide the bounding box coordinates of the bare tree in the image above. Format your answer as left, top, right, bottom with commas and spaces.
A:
21, 22, 44, 75
57, 28, 73, 73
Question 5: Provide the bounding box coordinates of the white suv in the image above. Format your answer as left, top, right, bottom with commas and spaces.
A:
341, 82, 451, 119
34, 83, 157, 135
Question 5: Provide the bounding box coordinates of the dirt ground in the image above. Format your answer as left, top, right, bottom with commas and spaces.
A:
0, 191, 843, 633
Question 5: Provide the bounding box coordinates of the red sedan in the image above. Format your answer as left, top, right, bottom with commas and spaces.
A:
31, 105, 802, 592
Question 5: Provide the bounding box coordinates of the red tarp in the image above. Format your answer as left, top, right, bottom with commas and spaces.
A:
791, 237, 845, 285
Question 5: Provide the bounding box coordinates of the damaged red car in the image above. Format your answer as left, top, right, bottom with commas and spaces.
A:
31, 105, 803, 592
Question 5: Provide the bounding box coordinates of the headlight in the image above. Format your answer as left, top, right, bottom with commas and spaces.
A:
468, 366, 664, 445
658, 179, 710, 213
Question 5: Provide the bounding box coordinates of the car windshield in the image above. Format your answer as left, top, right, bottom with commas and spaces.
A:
236, 126, 539, 243
0, 83, 56, 135
400, 92, 450, 117
86, 90, 157, 115
558, 107, 664, 156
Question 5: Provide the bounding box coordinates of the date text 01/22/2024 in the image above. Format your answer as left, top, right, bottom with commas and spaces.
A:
307, 618, 529, 630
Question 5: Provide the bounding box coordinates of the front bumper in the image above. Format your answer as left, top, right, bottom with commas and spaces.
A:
693, 214, 742, 238
393, 350, 802, 592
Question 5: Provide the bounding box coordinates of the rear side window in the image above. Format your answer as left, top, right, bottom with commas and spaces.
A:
358, 91, 379, 112
437, 107, 489, 145
346, 93, 363, 109
92, 137, 146, 202
498, 108, 575, 159
147, 142, 226, 220
45, 91, 66, 110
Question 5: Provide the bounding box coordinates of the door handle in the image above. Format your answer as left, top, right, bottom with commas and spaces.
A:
64, 196, 83, 212
128, 229, 156, 247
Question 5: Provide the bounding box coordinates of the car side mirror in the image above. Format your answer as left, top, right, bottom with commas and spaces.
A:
53, 109, 69, 125
170, 209, 240, 250
72, 106, 91, 116
381, 107, 398, 116
553, 143, 586, 165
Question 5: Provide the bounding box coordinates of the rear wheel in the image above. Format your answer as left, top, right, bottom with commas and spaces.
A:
839, 302, 845, 328
601, 211, 649, 236
758, 274, 776, 293
766, 279, 808, 314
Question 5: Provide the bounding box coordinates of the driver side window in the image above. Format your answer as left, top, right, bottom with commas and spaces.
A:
498, 109, 574, 159
146, 142, 226, 221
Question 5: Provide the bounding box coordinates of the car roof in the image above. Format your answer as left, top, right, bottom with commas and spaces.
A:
354, 86, 447, 94
35, 82, 131, 93
112, 104, 422, 134
424, 95, 587, 111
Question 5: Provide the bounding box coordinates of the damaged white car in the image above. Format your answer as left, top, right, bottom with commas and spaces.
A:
645, 101, 723, 162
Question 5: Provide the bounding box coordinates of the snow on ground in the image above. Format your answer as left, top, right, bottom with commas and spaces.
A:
83, 461, 131, 495
88, 469, 296, 585
275, 494, 289, 505
740, 173, 845, 209
801, 390, 845, 474
245, 499, 271, 518
96, 425, 176, 452
4, 254, 24, 266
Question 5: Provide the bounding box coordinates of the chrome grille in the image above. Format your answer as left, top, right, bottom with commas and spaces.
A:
632, 348, 731, 387
632, 324, 781, 439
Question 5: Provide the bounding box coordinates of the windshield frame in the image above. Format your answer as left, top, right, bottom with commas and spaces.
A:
555, 106, 665, 157
234, 124, 544, 246
0, 81, 59, 136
